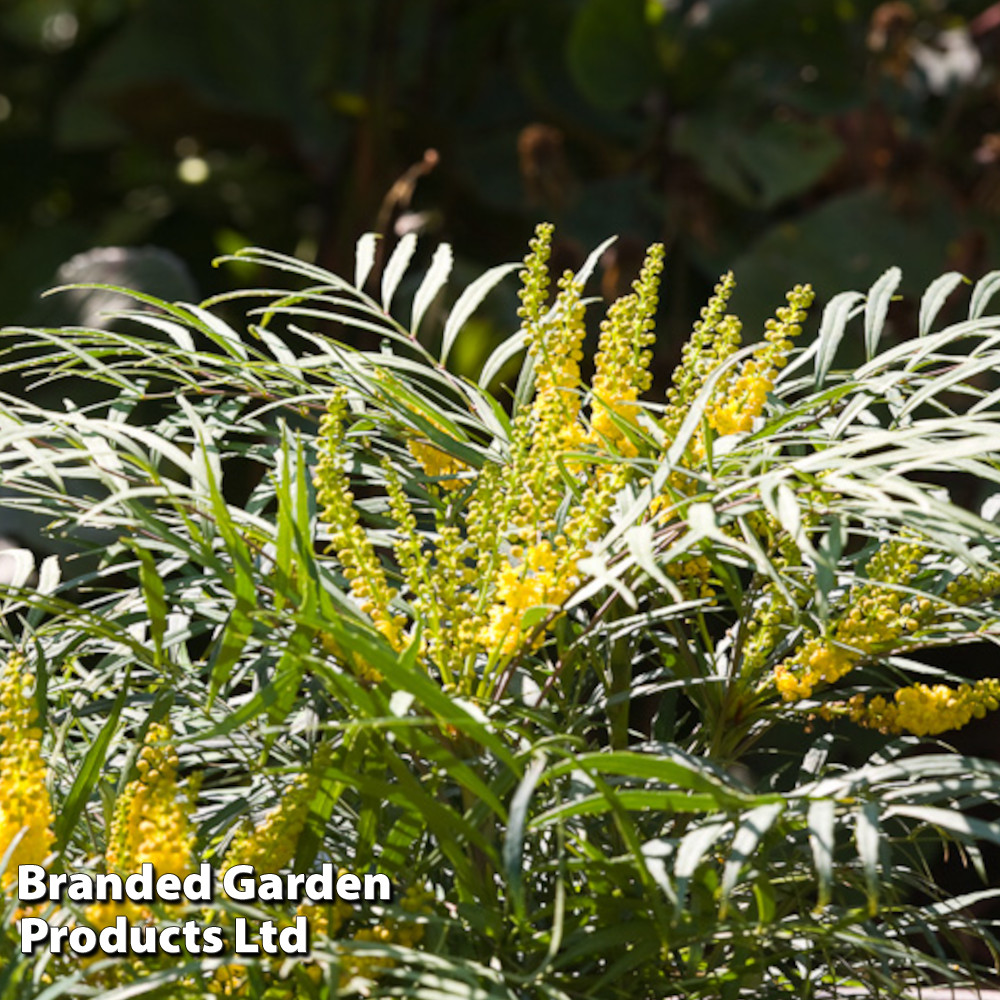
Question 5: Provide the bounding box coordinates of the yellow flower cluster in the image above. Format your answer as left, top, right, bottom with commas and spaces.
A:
225, 772, 314, 875
706, 284, 814, 436
667, 554, 715, 601
210, 754, 331, 997
298, 891, 354, 941
846, 678, 1000, 737
479, 539, 578, 655
773, 639, 855, 701
509, 267, 589, 540
0, 653, 54, 890
462, 230, 653, 665
944, 568, 1000, 606
311, 227, 824, 696
531, 271, 587, 448
655, 273, 747, 500
663, 272, 742, 429
739, 573, 802, 681
406, 437, 467, 487
589, 244, 664, 455
771, 538, 929, 701
89, 722, 195, 926
338, 884, 435, 986
315, 389, 406, 665
706, 357, 774, 436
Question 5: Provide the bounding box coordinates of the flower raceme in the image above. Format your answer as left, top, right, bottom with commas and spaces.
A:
769, 538, 1000, 714
587, 243, 663, 455
845, 679, 1000, 737
0, 653, 55, 889
224, 744, 331, 877
88, 722, 196, 927
310, 224, 1000, 741
478, 539, 579, 656
705, 284, 813, 436
311, 225, 821, 696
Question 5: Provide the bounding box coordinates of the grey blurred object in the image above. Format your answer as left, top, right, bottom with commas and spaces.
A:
0, 538, 36, 588
24, 245, 198, 329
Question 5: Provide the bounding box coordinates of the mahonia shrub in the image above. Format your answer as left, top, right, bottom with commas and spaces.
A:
1, 229, 1000, 997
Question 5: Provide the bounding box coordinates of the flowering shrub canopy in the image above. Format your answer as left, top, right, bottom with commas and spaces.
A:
1, 232, 1000, 996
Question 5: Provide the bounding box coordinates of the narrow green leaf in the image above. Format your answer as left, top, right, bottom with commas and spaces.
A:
720, 802, 783, 916
969, 269, 1000, 320
503, 753, 547, 918
179, 303, 249, 360
269, 623, 311, 725
885, 804, 1000, 847
355, 232, 379, 290
864, 266, 901, 360
855, 800, 881, 916
379, 749, 488, 894
250, 323, 298, 367
273, 433, 296, 615
187, 669, 304, 741
55, 682, 128, 849
815, 291, 864, 387
27, 554, 61, 628
379, 810, 426, 878
544, 751, 759, 804
574, 234, 617, 286
533, 789, 725, 827
314, 611, 517, 771
381, 232, 418, 313
807, 798, 835, 908
131, 314, 196, 353
919, 271, 965, 336
202, 445, 257, 699
134, 546, 166, 669
0, 548, 33, 592
442, 262, 520, 367
411, 242, 453, 334
673, 820, 729, 914
624, 522, 673, 591
478, 328, 529, 388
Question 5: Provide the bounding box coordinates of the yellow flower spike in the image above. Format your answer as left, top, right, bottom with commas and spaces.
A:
382, 458, 431, 603
663, 272, 742, 430
226, 743, 331, 875
383, 453, 478, 680
514, 268, 589, 534
315, 389, 406, 658
768, 536, 933, 701
666, 554, 715, 601
944, 568, 1000, 606
589, 243, 664, 455
225, 776, 312, 876
846, 678, 1000, 737
530, 270, 586, 427
396, 401, 469, 489
707, 283, 814, 437
340, 888, 432, 988
477, 463, 629, 661
0, 653, 55, 891
517, 222, 554, 331
89, 721, 194, 927
298, 895, 354, 940
479, 539, 575, 656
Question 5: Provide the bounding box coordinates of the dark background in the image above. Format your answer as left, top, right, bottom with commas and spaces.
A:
2, 0, 999, 375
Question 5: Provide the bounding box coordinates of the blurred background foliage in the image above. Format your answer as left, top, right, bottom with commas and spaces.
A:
1, 0, 999, 375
